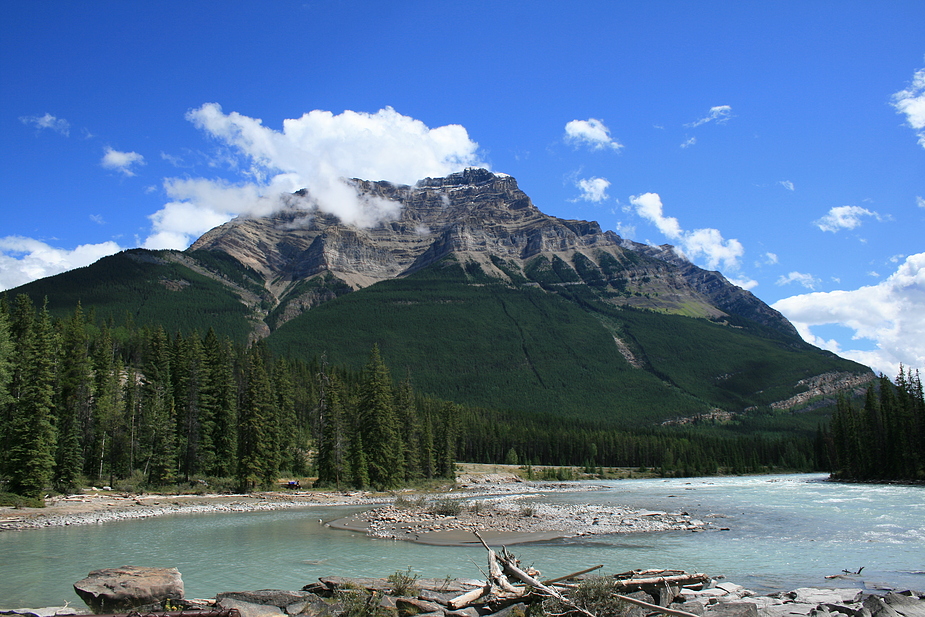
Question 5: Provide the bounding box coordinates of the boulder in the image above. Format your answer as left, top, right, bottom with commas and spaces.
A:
216, 598, 285, 617
72, 566, 183, 613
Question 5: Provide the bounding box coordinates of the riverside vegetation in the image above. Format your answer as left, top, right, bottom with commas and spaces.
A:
0, 292, 887, 503
0, 292, 922, 502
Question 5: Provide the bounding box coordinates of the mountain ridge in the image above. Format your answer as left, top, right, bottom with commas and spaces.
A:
8, 168, 873, 424
190, 168, 797, 338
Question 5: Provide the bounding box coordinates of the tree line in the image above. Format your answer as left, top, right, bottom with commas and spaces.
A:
3, 293, 882, 500
823, 367, 925, 481
0, 295, 457, 497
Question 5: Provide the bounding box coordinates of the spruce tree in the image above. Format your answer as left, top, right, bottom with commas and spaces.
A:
54, 304, 92, 489
237, 345, 278, 490
142, 327, 177, 486
356, 345, 403, 488
0, 307, 14, 476
394, 376, 421, 481
199, 329, 238, 477
316, 373, 350, 489
6, 299, 58, 497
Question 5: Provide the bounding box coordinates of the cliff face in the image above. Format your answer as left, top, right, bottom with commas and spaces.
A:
189, 168, 797, 336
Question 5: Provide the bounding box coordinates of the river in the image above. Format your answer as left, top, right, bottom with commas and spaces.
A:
1, 474, 923, 608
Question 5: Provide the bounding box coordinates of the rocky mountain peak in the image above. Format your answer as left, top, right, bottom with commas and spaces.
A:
188, 170, 798, 337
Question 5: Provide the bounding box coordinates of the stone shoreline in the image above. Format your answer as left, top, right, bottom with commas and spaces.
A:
0, 477, 729, 546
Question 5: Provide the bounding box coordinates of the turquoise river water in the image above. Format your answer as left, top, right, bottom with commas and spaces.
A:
1, 473, 923, 608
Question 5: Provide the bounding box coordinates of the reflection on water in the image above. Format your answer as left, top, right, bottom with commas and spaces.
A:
1, 474, 923, 608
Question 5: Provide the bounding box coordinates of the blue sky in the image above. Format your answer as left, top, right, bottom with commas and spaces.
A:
2, 1, 923, 377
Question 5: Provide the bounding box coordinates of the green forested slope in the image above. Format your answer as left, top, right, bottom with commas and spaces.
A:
266, 260, 867, 424
8, 249, 257, 343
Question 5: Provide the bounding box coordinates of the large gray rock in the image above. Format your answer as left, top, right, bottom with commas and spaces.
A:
72, 566, 183, 613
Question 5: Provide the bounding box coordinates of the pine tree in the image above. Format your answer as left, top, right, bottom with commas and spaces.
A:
142, 327, 177, 486
199, 329, 238, 477
54, 304, 92, 489
93, 327, 127, 486
273, 357, 300, 474
237, 344, 278, 490
316, 372, 350, 489
6, 298, 58, 497
0, 306, 14, 476
172, 332, 205, 481
356, 345, 403, 488
394, 375, 421, 481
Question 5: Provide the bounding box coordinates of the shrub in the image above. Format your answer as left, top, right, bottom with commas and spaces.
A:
387, 567, 419, 596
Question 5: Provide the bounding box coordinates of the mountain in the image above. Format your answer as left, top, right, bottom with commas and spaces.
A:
9, 168, 873, 426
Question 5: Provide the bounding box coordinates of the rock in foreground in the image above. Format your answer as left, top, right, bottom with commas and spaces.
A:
72, 566, 183, 613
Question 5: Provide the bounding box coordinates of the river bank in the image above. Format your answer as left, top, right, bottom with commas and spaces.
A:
0, 471, 718, 546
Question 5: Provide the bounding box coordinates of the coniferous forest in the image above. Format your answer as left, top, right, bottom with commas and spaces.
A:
825, 369, 925, 481
1, 294, 920, 500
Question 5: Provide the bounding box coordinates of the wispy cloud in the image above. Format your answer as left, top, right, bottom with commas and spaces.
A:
680, 137, 696, 149
779, 180, 795, 191
776, 271, 822, 290
564, 118, 623, 151
574, 177, 611, 202
0, 236, 122, 291
892, 64, 925, 148
629, 192, 746, 274
686, 105, 732, 127
102, 147, 145, 177
143, 104, 487, 249
19, 113, 70, 136
773, 252, 925, 377
814, 205, 882, 232
917, 196, 925, 209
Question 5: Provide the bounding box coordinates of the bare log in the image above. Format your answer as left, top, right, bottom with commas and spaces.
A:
613, 593, 701, 617
542, 565, 604, 585
613, 573, 708, 589
448, 585, 491, 610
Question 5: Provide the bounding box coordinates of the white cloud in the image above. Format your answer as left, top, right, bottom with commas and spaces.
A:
764, 252, 779, 265
776, 271, 822, 290
0, 236, 122, 291
564, 118, 623, 151
779, 180, 795, 191
19, 113, 70, 136
772, 253, 925, 377
814, 205, 881, 232
142, 104, 486, 249
575, 177, 610, 202
892, 65, 925, 148
102, 147, 145, 177
680, 137, 696, 148
687, 105, 732, 127
917, 196, 925, 209
629, 192, 744, 272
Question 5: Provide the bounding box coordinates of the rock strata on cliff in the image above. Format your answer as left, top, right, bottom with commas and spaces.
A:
190, 168, 797, 336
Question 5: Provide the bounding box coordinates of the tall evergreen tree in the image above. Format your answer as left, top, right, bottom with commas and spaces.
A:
237, 344, 278, 490
54, 304, 92, 489
394, 375, 421, 481
172, 332, 205, 481
199, 329, 238, 477
93, 327, 127, 486
356, 345, 403, 488
316, 372, 350, 488
6, 299, 58, 497
142, 327, 177, 486
0, 306, 14, 476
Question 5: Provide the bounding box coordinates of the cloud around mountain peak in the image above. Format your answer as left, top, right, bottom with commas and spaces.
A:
144, 104, 488, 249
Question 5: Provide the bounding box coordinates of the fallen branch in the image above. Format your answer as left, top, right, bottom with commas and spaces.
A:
613, 573, 708, 589
613, 593, 701, 617
473, 531, 596, 617
542, 565, 604, 585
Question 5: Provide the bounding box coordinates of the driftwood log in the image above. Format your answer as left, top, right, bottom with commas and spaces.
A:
456, 531, 711, 617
